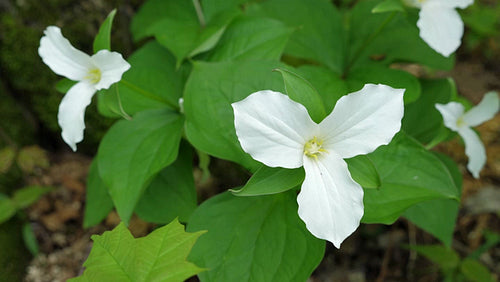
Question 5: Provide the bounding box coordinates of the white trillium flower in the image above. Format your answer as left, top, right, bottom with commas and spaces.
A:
38, 26, 130, 151
232, 84, 405, 247
407, 0, 473, 57
435, 92, 499, 178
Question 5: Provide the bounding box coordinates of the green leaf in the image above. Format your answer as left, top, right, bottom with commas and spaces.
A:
135, 142, 198, 224
362, 133, 460, 224
132, 0, 238, 66
346, 155, 381, 189
71, 219, 205, 282
409, 244, 460, 271
0, 197, 16, 224
372, 0, 405, 13
22, 223, 39, 256
460, 258, 494, 282
402, 78, 456, 145
98, 42, 185, 117
55, 78, 76, 93
202, 0, 248, 22
83, 160, 114, 228
208, 15, 293, 62
295, 65, 348, 113
97, 109, 183, 224
93, 9, 116, 52
184, 60, 284, 170
274, 68, 326, 122
253, 0, 345, 73
347, 65, 421, 104
187, 191, 325, 282
11, 186, 53, 209
348, 1, 454, 71
404, 152, 462, 247
231, 166, 304, 196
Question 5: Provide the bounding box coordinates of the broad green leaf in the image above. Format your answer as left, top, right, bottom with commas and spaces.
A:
372, 0, 405, 13
135, 142, 197, 223
409, 244, 460, 271
274, 68, 326, 122
0, 146, 15, 173
404, 152, 462, 247
83, 160, 114, 228
362, 133, 460, 224
71, 219, 205, 282
98, 42, 185, 117
131, 0, 193, 40
347, 65, 421, 104
132, 0, 238, 66
295, 65, 348, 113
208, 15, 293, 62
55, 78, 76, 93
187, 191, 325, 282
184, 60, 284, 170
231, 166, 304, 196
22, 223, 39, 256
93, 9, 116, 52
11, 186, 53, 209
460, 259, 494, 282
97, 109, 183, 224
346, 155, 381, 189
0, 197, 16, 224
402, 78, 456, 145
202, 0, 248, 22
348, 1, 454, 71
253, 0, 345, 73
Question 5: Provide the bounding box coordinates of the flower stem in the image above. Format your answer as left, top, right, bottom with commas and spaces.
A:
344, 11, 397, 75
192, 0, 206, 28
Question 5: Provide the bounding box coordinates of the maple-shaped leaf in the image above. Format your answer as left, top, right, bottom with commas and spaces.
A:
70, 218, 206, 282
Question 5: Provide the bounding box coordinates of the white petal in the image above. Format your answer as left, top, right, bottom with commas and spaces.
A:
91, 50, 131, 90
38, 26, 93, 81
58, 82, 97, 151
319, 84, 404, 159
431, 0, 474, 9
232, 90, 318, 168
417, 5, 464, 57
435, 102, 464, 132
298, 153, 364, 248
458, 127, 486, 178
463, 91, 499, 127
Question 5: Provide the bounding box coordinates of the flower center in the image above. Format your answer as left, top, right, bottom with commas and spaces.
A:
304, 136, 328, 159
456, 116, 466, 128
85, 68, 102, 84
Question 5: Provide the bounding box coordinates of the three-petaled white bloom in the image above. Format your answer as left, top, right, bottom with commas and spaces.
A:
232, 84, 405, 247
407, 0, 473, 57
435, 92, 499, 178
38, 26, 130, 151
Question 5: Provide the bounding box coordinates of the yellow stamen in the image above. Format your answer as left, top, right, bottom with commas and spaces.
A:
85, 68, 101, 84
456, 116, 466, 127
304, 136, 328, 159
